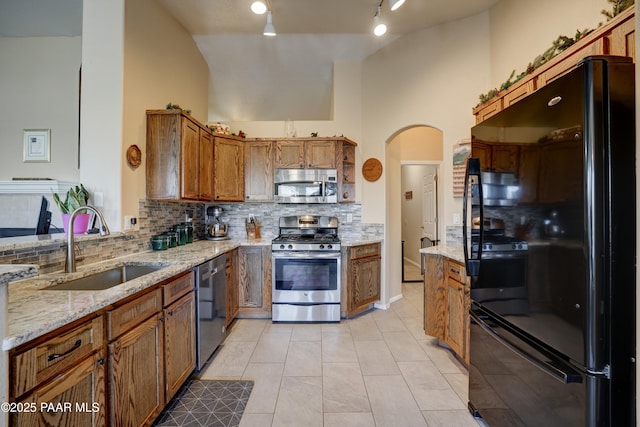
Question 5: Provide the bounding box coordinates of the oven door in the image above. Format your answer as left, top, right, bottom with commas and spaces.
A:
272, 252, 340, 303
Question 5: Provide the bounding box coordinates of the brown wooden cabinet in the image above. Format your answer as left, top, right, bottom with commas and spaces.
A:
198, 131, 215, 201
107, 289, 164, 427
337, 140, 356, 203
163, 292, 196, 402
473, 8, 635, 124
213, 136, 245, 201
275, 139, 337, 168
146, 110, 208, 201
424, 255, 469, 366
225, 248, 239, 327
9, 315, 106, 427
345, 243, 381, 317
244, 140, 274, 201
237, 246, 271, 318
443, 259, 469, 366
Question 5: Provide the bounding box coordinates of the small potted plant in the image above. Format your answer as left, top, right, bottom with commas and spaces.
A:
52, 184, 91, 234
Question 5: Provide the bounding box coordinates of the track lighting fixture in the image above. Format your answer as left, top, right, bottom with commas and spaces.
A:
388, 0, 405, 11
251, 1, 267, 14
263, 10, 276, 36
373, 6, 387, 36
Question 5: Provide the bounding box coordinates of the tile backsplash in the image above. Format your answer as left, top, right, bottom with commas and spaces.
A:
0, 199, 382, 274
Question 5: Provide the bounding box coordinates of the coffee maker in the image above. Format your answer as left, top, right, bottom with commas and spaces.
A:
205, 205, 229, 240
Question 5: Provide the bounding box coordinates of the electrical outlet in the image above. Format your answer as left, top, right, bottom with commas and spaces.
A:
124, 215, 136, 231
453, 213, 461, 225
94, 192, 104, 207
346, 213, 353, 223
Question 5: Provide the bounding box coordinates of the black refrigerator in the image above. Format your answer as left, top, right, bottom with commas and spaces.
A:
464, 56, 636, 427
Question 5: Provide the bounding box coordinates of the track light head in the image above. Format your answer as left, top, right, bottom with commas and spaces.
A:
389, 0, 405, 11
373, 6, 387, 36
263, 10, 276, 36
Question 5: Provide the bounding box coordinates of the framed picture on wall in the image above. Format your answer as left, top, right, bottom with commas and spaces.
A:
23, 129, 51, 163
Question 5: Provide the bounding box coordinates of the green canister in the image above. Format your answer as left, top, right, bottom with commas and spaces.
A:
183, 222, 194, 243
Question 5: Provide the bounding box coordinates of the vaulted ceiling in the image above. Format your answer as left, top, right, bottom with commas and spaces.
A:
1, 0, 500, 120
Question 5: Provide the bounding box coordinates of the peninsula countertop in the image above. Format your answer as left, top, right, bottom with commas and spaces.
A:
3, 239, 271, 351
420, 242, 465, 264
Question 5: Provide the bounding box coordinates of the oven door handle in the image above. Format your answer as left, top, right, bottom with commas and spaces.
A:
463, 157, 482, 277
322, 176, 327, 203
272, 252, 341, 259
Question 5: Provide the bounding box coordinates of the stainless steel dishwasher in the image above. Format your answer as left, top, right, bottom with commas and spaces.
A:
194, 254, 227, 370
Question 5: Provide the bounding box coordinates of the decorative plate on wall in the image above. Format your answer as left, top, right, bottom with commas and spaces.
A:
362, 158, 383, 182
126, 144, 142, 169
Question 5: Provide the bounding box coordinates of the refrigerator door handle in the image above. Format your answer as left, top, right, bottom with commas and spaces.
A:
471, 310, 583, 384
463, 157, 482, 277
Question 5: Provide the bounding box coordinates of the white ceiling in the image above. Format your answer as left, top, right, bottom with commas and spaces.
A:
2, 0, 500, 121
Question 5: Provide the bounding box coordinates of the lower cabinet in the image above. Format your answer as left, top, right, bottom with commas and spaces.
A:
163, 291, 196, 402
424, 255, 470, 366
237, 246, 272, 318
107, 290, 164, 427
345, 243, 381, 317
10, 315, 106, 427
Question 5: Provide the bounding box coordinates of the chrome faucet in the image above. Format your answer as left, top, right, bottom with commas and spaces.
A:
65, 205, 110, 273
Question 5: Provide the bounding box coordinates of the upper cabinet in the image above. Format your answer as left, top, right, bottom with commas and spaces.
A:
245, 140, 275, 202
473, 8, 635, 123
146, 110, 245, 202
275, 139, 337, 169
213, 136, 245, 202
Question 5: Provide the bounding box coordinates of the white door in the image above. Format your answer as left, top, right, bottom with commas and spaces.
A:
422, 167, 437, 242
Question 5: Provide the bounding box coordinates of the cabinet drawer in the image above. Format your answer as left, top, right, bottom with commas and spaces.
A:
446, 260, 466, 284
349, 243, 381, 260
11, 316, 104, 398
163, 271, 194, 307
107, 288, 162, 341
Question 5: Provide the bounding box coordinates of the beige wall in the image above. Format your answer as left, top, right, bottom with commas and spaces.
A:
122, 0, 209, 224
489, 0, 609, 88
0, 37, 81, 182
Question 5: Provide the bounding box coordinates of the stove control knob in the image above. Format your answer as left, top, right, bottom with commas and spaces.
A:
319, 244, 325, 249
287, 244, 293, 250
280, 244, 285, 250
327, 244, 333, 249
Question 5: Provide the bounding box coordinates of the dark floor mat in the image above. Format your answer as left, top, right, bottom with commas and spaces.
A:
153, 380, 254, 427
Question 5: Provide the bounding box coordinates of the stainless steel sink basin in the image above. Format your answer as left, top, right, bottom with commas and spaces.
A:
45, 264, 165, 291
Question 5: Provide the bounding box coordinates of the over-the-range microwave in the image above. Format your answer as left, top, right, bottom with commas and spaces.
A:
274, 168, 338, 203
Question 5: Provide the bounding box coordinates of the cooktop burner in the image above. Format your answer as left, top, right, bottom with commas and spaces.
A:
272, 215, 341, 252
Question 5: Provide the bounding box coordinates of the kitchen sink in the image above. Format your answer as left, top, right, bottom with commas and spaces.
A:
44, 264, 166, 291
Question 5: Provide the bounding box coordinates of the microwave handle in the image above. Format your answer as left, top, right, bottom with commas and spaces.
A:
322, 176, 326, 203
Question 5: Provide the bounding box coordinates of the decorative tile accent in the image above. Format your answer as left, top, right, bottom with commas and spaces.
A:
153, 380, 254, 427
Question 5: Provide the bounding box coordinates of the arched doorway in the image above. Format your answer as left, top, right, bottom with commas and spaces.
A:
384, 125, 444, 303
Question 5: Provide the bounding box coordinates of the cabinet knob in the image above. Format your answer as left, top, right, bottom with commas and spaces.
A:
98, 358, 105, 366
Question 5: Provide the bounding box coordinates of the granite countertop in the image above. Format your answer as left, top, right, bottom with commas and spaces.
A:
341, 237, 383, 246
420, 242, 465, 263
3, 238, 271, 351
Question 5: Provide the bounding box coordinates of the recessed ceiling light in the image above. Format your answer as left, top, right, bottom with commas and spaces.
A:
251, 1, 267, 15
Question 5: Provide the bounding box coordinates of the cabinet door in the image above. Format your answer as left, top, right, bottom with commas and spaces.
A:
109, 313, 164, 427
164, 292, 196, 402
11, 352, 106, 427
472, 142, 492, 171
491, 145, 519, 173
305, 140, 336, 168
444, 277, 466, 361
518, 145, 540, 203
146, 112, 182, 199
225, 249, 239, 327
348, 256, 381, 316
423, 255, 445, 340
275, 140, 305, 168
238, 246, 271, 317
214, 137, 245, 201
199, 131, 215, 201
181, 118, 200, 200
608, 15, 635, 61
245, 141, 274, 201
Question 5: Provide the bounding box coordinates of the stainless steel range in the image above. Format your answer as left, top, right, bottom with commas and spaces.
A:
271, 215, 341, 323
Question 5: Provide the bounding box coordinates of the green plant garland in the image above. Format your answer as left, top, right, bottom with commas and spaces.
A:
477, 1, 634, 106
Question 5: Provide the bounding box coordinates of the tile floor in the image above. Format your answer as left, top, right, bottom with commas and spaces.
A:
200, 282, 485, 426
